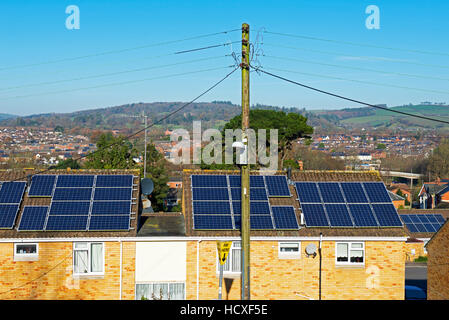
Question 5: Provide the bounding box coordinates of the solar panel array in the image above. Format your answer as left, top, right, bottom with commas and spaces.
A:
18, 174, 135, 231
295, 181, 403, 228
191, 174, 298, 230
0, 181, 26, 229
400, 214, 446, 233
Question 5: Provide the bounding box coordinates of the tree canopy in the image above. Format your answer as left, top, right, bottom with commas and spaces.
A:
144, 143, 170, 212
84, 132, 138, 169
223, 109, 313, 168
428, 139, 449, 179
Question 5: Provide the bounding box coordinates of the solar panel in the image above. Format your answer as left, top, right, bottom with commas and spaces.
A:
191, 175, 227, 188
348, 204, 378, 227
318, 183, 345, 203
0, 181, 26, 203
0, 204, 20, 229
230, 188, 268, 201
49, 201, 90, 215
45, 215, 88, 231
300, 203, 329, 227
325, 204, 354, 227
52, 188, 93, 201
272, 206, 299, 229
371, 204, 403, 227
193, 214, 233, 230
95, 175, 133, 187
250, 215, 274, 229
192, 188, 229, 201
18, 206, 48, 231
295, 182, 321, 203
56, 175, 94, 188
88, 215, 130, 230
28, 175, 56, 197
91, 201, 131, 215
233, 201, 271, 215
400, 214, 445, 233
250, 175, 266, 188
192, 201, 231, 215
93, 188, 132, 201
363, 182, 391, 203
228, 175, 241, 188
265, 175, 290, 197
340, 183, 368, 203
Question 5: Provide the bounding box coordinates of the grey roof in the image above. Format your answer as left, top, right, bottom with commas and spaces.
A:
423, 183, 448, 195
388, 190, 405, 201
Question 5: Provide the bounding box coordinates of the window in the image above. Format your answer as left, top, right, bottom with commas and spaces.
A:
336, 242, 364, 265
278, 242, 301, 259
135, 282, 185, 300
73, 242, 104, 275
218, 241, 241, 274
14, 243, 38, 261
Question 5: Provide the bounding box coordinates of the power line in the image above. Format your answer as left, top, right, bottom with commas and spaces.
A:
251, 65, 449, 125
260, 66, 449, 96
9, 66, 239, 182
264, 31, 449, 57
0, 28, 241, 72
0, 66, 233, 100
262, 54, 449, 82
0, 55, 229, 92
262, 43, 449, 70
174, 41, 240, 55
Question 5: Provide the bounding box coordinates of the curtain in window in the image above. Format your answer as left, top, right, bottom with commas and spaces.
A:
90, 243, 103, 273
336, 243, 348, 262
350, 250, 364, 263
232, 248, 241, 272
136, 284, 150, 300
74, 250, 88, 273
151, 283, 169, 300
169, 283, 185, 300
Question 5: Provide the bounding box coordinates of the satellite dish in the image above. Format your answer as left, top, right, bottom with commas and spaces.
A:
141, 178, 154, 195
305, 243, 317, 256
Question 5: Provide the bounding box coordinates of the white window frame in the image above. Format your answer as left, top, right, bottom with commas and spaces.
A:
216, 241, 241, 275
335, 242, 365, 266
72, 242, 105, 276
278, 242, 301, 259
135, 282, 186, 300
14, 243, 39, 261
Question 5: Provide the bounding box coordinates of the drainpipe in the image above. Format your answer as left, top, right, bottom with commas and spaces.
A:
319, 233, 322, 301
119, 238, 123, 300
197, 240, 201, 300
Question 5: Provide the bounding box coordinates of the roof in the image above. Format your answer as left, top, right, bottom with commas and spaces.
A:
422, 183, 448, 195
388, 190, 405, 201
425, 219, 449, 249
397, 209, 449, 238
0, 169, 141, 239
182, 169, 408, 238
137, 213, 185, 237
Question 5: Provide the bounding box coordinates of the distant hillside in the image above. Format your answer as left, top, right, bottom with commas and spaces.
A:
0, 102, 335, 133
1, 102, 447, 133
339, 104, 449, 129
0, 113, 17, 121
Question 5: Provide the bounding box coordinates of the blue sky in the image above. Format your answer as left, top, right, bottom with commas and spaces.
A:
0, 0, 448, 116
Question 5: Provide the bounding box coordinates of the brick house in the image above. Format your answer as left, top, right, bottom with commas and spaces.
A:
418, 179, 449, 209
425, 219, 449, 300
175, 169, 408, 300
397, 209, 449, 262
388, 190, 405, 209
0, 169, 139, 300
388, 183, 411, 203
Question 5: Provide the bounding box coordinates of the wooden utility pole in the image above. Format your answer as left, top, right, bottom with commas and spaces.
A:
241, 22, 250, 300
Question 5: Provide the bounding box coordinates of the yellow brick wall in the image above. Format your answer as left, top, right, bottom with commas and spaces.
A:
186, 240, 405, 300
0, 241, 135, 300
404, 242, 426, 262
427, 222, 449, 300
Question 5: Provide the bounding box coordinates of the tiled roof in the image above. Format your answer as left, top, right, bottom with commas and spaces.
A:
0, 169, 141, 239
182, 169, 407, 238
388, 190, 405, 201
397, 209, 449, 238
